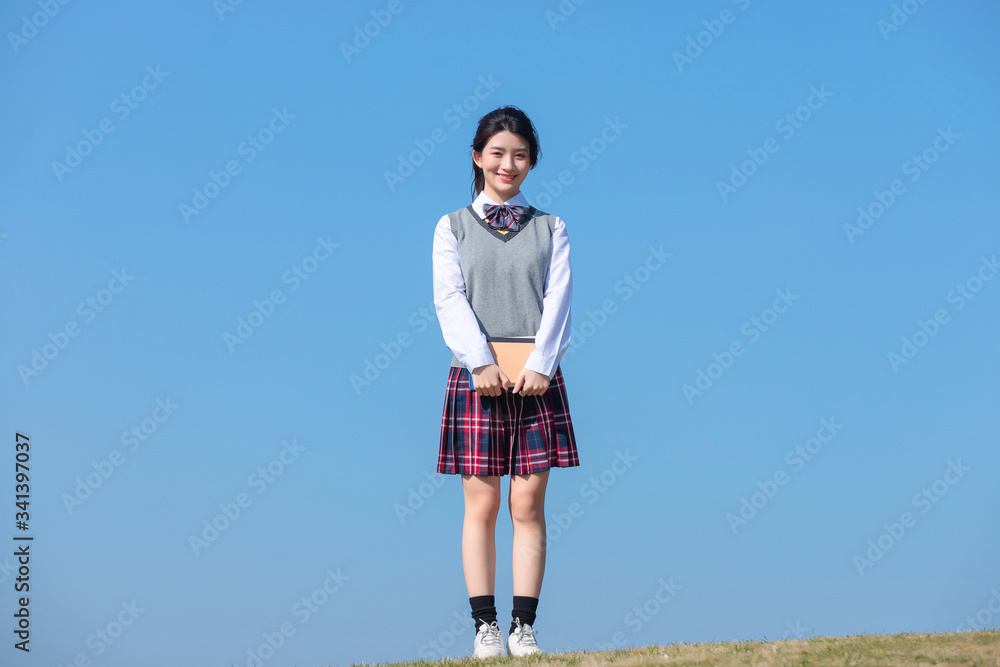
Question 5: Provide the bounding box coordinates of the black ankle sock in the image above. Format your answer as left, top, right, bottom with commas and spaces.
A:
510, 595, 539, 634
470, 595, 497, 632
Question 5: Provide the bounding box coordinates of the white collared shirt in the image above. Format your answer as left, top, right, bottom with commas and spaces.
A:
432, 190, 573, 379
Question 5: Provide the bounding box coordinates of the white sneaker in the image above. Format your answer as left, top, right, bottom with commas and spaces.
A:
473, 619, 506, 659
508, 617, 541, 657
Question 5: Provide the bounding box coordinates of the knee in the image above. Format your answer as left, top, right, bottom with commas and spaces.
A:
509, 496, 544, 526
468, 491, 502, 523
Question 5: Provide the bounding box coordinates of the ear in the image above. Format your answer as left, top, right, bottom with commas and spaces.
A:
472, 150, 481, 169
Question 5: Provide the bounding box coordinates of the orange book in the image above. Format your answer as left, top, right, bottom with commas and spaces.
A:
486, 337, 536, 387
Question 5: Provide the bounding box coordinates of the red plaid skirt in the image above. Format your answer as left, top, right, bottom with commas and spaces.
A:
437, 365, 580, 476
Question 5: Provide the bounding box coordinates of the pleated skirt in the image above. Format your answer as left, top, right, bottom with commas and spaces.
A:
437, 364, 580, 476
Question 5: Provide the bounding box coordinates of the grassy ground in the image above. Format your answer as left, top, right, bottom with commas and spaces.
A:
350, 629, 1000, 667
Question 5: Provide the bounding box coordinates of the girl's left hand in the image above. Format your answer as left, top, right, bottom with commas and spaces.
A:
511, 369, 550, 396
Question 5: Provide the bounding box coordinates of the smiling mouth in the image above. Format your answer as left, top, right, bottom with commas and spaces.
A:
498, 174, 516, 181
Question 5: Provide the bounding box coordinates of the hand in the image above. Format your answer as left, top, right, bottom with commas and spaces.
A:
512, 368, 550, 397
470, 364, 511, 397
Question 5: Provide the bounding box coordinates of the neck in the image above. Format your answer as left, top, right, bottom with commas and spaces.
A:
482, 185, 519, 204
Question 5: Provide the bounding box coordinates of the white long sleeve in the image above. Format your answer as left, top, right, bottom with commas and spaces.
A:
522, 216, 572, 379
432, 215, 496, 373
432, 207, 573, 380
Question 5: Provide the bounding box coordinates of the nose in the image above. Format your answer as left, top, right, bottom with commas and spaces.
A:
502, 154, 516, 172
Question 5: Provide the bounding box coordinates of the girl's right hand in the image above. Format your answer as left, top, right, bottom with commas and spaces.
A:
470, 364, 511, 397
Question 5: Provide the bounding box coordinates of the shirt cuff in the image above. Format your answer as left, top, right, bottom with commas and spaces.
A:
523, 349, 557, 379
462, 348, 497, 374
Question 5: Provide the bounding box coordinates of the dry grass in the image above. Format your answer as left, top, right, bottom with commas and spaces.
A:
349, 629, 1000, 667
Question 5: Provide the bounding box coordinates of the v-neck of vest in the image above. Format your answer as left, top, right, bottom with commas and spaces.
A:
465, 204, 536, 243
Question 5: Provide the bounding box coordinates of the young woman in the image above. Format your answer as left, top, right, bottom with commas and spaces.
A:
431, 105, 579, 659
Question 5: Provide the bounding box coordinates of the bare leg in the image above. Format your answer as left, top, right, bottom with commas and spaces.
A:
509, 469, 549, 597
461, 474, 501, 596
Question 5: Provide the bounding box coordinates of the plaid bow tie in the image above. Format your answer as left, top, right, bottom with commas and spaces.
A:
484, 203, 528, 232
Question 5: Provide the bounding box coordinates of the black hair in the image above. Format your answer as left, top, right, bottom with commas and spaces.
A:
470, 105, 541, 202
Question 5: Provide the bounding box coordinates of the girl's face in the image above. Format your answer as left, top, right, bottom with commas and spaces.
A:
473, 130, 531, 202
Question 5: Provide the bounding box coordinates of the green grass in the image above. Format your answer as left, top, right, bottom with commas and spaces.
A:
344, 629, 1000, 667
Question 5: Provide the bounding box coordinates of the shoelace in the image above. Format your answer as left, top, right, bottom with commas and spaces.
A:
478, 620, 503, 648
512, 619, 539, 648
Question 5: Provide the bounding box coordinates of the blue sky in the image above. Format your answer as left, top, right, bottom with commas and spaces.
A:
1, 0, 998, 665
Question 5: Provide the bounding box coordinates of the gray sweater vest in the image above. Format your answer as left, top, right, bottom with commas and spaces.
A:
447, 203, 557, 370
